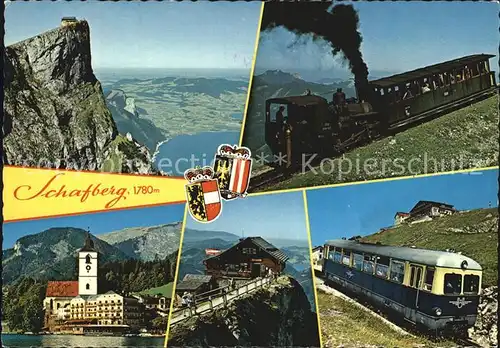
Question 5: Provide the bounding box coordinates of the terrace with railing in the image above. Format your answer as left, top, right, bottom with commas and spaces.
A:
169, 275, 277, 326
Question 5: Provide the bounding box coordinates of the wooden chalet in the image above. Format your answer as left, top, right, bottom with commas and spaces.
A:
409, 200, 456, 219
203, 237, 289, 279
175, 274, 216, 295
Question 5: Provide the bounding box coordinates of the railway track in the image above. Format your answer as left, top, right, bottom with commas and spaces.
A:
455, 338, 481, 348
316, 275, 481, 347
249, 167, 287, 192
248, 88, 497, 192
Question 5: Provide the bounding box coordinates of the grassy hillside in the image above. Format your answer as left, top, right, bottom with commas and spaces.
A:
263, 95, 498, 191
137, 282, 174, 298
361, 208, 498, 286
317, 290, 454, 348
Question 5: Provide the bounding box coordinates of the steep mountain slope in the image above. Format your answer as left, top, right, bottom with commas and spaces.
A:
360, 208, 498, 286
2, 228, 129, 285
97, 222, 182, 261
242, 70, 353, 153
106, 89, 167, 152
3, 20, 154, 173
168, 276, 320, 347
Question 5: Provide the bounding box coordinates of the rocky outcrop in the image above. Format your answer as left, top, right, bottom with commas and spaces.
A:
167, 276, 321, 347
469, 286, 498, 347
105, 89, 167, 152
3, 20, 155, 173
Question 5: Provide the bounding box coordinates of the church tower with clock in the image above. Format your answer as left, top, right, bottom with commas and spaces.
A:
78, 231, 98, 295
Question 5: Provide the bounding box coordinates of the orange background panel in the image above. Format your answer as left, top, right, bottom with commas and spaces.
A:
3, 166, 187, 222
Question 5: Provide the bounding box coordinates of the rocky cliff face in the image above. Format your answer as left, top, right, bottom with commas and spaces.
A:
469, 286, 498, 347
3, 20, 154, 173
105, 89, 167, 152
167, 276, 321, 347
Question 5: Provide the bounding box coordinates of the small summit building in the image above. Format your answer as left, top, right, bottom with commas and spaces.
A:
61, 17, 78, 27
203, 236, 289, 279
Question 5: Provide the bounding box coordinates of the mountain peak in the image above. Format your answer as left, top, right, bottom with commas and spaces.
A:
6, 20, 95, 90
258, 69, 303, 85
3, 21, 155, 173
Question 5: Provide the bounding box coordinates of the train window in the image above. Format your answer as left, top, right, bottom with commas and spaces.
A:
389, 260, 405, 283
328, 247, 335, 260
334, 249, 342, 263
444, 273, 462, 295
269, 104, 288, 123
363, 254, 375, 274
342, 250, 351, 266
472, 64, 480, 77
375, 256, 390, 279
463, 275, 480, 295
480, 61, 488, 74
353, 253, 363, 271
423, 267, 435, 291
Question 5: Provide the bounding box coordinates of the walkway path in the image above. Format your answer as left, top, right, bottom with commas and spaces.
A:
170, 276, 273, 326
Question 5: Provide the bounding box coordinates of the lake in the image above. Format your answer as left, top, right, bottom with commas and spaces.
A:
154, 131, 240, 176
1, 334, 165, 347
231, 112, 243, 121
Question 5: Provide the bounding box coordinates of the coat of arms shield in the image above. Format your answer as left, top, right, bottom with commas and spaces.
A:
213, 144, 253, 200
184, 166, 222, 223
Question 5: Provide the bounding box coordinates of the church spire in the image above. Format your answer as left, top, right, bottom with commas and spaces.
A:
81, 227, 95, 252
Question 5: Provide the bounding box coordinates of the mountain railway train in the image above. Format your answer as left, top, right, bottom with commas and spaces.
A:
321, 240, 482, 334
264, 54, 497, 166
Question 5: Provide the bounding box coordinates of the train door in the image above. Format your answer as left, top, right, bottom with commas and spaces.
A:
265, 102, 288, 155
409, 264, 424, 309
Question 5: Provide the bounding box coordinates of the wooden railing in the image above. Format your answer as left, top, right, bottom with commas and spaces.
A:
169, 276, 275, 326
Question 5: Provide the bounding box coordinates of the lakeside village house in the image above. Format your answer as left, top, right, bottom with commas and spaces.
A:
394, 200, 457, 226
43, 234, 170, 335
174, 237, 289, 301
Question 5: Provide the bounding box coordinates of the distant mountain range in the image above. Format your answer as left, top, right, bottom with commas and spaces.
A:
97, 222, 182, 261
2, 223, 182, 285
253, 67, 399, 84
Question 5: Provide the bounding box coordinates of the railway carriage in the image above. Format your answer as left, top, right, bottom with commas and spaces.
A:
264, 54, 497, 167
322, 239, 482, 333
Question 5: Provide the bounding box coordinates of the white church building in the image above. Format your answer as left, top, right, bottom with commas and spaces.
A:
43, 233, 145, 333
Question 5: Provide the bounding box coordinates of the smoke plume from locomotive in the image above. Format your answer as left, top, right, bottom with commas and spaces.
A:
261, 3, 369, 90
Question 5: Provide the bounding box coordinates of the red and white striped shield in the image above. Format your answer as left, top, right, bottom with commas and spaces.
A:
228, 157, 252, 196
184, 166, 223, 223
185, 179, 222, 223
213, 144, 253, 200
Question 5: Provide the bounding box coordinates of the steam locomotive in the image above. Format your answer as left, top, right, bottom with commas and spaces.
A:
265, 54, 497, 165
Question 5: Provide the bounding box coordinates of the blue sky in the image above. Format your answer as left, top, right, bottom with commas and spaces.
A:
4, 1, 261, 69
2, 203, 185, 249
186, 191, 308, 242
256, 2, 498, 77
307, 169, 499, 247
